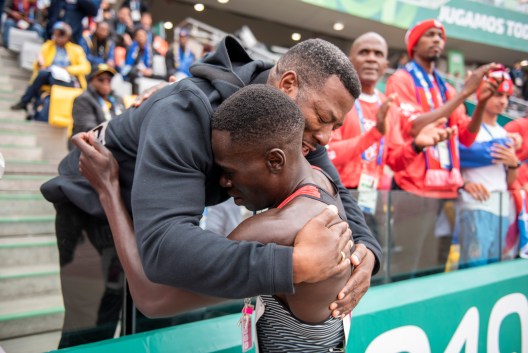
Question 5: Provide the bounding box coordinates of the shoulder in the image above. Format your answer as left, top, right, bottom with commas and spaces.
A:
389, 68, 412, 82
74, 90, 97, 105
66, 42, 85, 54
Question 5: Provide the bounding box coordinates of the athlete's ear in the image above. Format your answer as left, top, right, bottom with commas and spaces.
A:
277, 71, 299, 99
266, 148, 285, 173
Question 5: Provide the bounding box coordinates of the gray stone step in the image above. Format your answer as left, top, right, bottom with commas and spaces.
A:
0, 145, 43, 161
0, 264, 61, 301
0, 118, 59, 133
0, 294, 64, 340
0, 121, 70, 162
4, 160, 58, 175
0, 110, 27, 120
0, 132, 37, 146
0, 235, 58, 268
0, 174, 54, 191
0, 216, 55, 237
0, 90, 19, 99
0, 329, 61, 353
0, 193, 55, 217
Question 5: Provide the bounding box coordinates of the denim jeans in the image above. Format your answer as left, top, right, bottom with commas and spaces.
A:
21, 69, 74, 104
456, 209, 508, 268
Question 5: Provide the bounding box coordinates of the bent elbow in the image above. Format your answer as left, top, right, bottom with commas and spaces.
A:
135, 301, 167, 319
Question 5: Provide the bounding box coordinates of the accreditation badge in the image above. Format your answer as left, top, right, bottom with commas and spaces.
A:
357, 171, 378, 215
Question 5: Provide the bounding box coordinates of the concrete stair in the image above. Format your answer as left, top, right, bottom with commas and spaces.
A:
0, 47, 67, 342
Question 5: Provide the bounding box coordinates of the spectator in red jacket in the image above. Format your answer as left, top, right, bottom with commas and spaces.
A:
384, 19, 500, 276
328, 31, 457, 243
386, 19, 499, 199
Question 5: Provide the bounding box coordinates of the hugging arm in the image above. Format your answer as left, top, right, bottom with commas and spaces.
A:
73, 132, 225, 318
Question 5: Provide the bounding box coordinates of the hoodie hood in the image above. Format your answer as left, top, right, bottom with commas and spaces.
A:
190, 35, 273, 102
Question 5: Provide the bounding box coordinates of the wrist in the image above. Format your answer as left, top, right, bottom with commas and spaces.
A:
412, 139, 424, 154
292, 248, 304, 284
98, 182, 121, 202
508, 160, 521, 169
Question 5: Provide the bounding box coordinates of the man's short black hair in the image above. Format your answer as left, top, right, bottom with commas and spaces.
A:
274, 38, 361, 99
212, 85, 305, 151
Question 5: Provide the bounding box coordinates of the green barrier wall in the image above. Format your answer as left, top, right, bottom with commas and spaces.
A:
465, 101, 513, 126
49, 259, 528, 353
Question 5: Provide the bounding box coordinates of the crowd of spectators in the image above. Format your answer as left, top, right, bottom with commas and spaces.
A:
1, 3, 527, 348
3, 0, 203, 122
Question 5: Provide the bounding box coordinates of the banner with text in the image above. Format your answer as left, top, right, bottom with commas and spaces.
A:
302, 0, 528, 53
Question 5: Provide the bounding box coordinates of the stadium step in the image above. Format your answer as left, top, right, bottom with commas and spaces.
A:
0, 330, 61, 353
0, 264, 61, 301
0, 235, 58, 268
0, 174, 55, 191
0, 45, 66, 343
0, 294, 64, 340
0, 110, 27, 119
0, 216, 55, 237
4, 159, 58, 175
0, 144, 43, 161
0, 193, 55, 217
0, 132, 38, 146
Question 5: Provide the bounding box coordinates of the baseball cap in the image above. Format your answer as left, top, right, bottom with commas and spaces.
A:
52, 21, 72, 37
88, 64, 117, 82
405, 19, 446, 58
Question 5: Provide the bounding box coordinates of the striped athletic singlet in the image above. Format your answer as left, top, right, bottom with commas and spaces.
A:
256, 177, 347, 352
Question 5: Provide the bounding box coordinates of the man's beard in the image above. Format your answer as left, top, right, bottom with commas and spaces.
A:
425, 54, 440, 63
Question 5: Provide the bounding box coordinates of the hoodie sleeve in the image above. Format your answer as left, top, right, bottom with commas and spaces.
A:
131, 82, 294, 298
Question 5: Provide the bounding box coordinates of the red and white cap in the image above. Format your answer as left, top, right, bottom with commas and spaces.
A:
405, 19, 446, 58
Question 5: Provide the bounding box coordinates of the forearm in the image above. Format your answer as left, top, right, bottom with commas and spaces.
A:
329, 128, 383, 167
507, 168, 518, 188
467, 100, 486, 134
410, 93, 467, 136
386, 141, 420, 172
99, 187, 224, 318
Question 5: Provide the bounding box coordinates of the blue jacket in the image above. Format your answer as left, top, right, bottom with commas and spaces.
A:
79, 33, 115, 66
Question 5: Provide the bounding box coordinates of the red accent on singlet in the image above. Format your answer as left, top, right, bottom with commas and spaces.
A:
276, 185, 321, 209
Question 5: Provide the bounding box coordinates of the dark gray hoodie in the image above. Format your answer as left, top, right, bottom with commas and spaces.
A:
41, 36, 381, 298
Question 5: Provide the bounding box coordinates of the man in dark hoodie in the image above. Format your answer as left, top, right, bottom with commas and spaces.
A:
41, 37, 382, 323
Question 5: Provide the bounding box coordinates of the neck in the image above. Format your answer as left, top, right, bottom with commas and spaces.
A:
414, 56, 435, 74
483, 111, 498, 126
274, 158, 314, 207
361, 82, 376, 95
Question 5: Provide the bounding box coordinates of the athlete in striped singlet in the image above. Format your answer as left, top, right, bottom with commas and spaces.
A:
213, 85, 352, 352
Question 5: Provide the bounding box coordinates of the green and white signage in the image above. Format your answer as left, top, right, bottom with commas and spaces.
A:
302, 0, 528, 53
349, 260, 528, 352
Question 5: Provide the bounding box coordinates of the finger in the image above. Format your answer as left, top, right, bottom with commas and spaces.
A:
316, 204, 341, 228
351, 243, 367, 266
337, 226, 352, 253
71, 132, 88, 147
72, 134, 95, 155
87, 131, 106, 153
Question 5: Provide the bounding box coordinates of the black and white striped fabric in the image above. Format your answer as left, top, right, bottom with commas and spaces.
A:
256, 295, 345, 352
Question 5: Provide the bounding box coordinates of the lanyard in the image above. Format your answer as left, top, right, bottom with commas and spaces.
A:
405, 60, 447, 111
97, 95, 114, 121
407, 61, 454, 170
481, 123, 497, 139
355, 93, 384, 166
